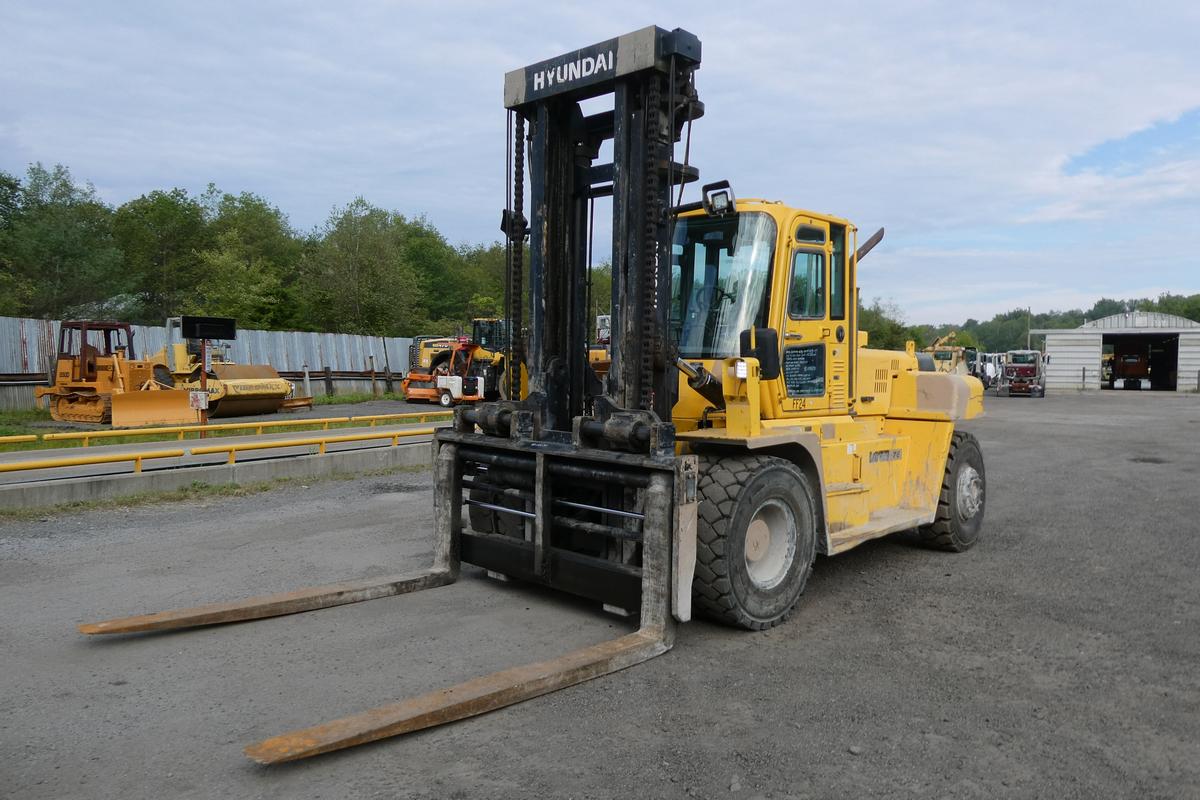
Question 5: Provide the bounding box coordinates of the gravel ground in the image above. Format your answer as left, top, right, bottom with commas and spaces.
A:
2, 391, 1199, 799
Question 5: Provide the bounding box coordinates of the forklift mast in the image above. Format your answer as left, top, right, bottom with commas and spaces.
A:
501, 25, 703, 432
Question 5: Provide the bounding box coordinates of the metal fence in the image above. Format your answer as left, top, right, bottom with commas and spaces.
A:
0, 316, 414, 411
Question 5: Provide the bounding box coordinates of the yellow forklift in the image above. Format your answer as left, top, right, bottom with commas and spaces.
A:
80, 25, 986, 764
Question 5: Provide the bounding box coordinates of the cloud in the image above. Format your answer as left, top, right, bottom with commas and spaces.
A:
2, 1, 1200, 320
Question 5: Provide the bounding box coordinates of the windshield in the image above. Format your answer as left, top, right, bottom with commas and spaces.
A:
933, 351, 953, 360
1009, 352, 1038, 364
670, 212, 776, 359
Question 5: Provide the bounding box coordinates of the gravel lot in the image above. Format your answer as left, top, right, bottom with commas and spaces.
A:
2, 391, 1198, 799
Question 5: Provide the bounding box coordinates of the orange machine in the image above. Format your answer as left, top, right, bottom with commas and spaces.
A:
401, 340, 496, 407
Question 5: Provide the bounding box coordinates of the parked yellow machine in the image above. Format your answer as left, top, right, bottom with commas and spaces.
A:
36, 318, 295, 426
923, 332, 972, 374
153, 318, 294, 418
79, 26, 988, 764
36, 320, 199, 426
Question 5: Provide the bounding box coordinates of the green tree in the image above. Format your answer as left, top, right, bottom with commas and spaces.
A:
113, 188, 211, 322
588, 263, 613, 322
858, 299, 920, 350
938, 329, 979, 349
296, 198, 422, 335
0, 164, 123, 318
185, 230, 284, 325
1145, 293, 1200, 322
190, 187, 300, 327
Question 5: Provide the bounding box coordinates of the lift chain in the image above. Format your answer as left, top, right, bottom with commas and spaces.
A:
509, 114, 526, 397
639, 74, 664, 412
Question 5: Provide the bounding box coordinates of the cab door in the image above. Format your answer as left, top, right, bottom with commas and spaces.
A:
778, 217, 850, 417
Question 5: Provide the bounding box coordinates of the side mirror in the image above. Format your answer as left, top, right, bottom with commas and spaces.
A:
739, 328, 780, 381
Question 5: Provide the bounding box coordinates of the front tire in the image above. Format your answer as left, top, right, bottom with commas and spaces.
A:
438, 390, 455, 408
693, 455, 818, 630
918, 431, 985, 552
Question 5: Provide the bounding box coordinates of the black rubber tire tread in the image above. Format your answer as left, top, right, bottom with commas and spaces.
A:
918, 431, 985, 552
692, 454, 817, 631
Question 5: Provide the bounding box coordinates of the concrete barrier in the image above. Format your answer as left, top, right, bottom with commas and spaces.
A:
0, 441, 432, 512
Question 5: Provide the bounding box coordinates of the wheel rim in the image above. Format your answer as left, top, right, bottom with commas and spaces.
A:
743, 498, 797, 590
956, 464, 983, 521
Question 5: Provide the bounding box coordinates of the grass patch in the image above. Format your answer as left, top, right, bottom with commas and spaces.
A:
0, 408, 55, 437
312, 391, 408, 405
0, 464, 430, 524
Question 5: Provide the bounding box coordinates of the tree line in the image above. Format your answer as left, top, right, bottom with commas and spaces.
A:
2, 162, 1195, 351
0, 163, 530, 337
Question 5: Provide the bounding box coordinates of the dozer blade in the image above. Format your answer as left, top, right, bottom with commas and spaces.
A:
244, 626, 670, 764
79, 569, 453, 635
111, 389, 199, 428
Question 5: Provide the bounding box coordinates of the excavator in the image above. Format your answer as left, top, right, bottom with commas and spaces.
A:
79, 25, 987, 764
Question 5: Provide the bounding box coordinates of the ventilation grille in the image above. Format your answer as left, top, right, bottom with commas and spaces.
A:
874, 367, 889, 395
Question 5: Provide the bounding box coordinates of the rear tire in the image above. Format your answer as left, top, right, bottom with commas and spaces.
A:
692, 455, 818, 630
918, 431, 985, 552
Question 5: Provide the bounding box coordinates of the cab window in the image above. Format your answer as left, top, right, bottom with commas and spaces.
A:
788, 251, 825, 319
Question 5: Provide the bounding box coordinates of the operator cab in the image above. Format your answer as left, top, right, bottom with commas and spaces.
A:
671, 199, 858, 424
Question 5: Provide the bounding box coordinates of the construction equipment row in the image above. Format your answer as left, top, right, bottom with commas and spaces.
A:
36, 317, 299, 427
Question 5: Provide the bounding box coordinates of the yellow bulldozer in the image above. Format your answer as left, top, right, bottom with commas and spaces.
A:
37, 318, 294, 426
79, 25, 987, 765
36, 320, 198, 426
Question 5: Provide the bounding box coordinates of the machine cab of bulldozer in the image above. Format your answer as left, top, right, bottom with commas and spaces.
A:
58, 321, 136, 383
671, 202, 857, 423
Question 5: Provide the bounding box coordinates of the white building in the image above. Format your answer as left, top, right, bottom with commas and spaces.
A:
1032, 311, 1200, 393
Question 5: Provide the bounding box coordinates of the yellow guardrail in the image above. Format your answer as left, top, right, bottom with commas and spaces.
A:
349, 412, 453, 426
0, 424, 442, 475
189, 427, 438, 465
39, 411, 452, 447
0, 434, 38, 445
0, 449, 186, 474
42, 417, 352, 446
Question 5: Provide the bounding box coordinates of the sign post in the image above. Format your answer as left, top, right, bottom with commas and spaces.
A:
199, 339, 209, 433
178, 317, 234, 437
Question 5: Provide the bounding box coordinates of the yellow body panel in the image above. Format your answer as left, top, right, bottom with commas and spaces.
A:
111, 390, 199, 427
672, 200, 984, 556
147, 344, 292, 416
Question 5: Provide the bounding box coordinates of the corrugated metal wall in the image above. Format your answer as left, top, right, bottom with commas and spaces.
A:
0, 316, 413, 375
0, 315, 414, 410
1043, 332, 1102, 392
1178, 333, 1200, 392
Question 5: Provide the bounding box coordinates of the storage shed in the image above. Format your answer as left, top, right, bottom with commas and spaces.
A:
1033, 311, 1200, 393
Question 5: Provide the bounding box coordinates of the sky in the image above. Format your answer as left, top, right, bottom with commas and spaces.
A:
2, 1, 1199, 323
